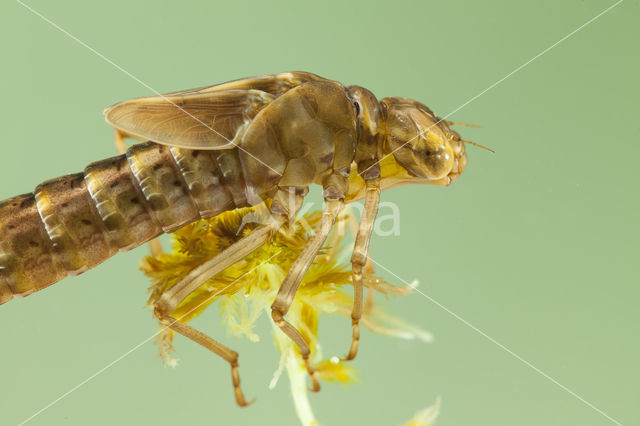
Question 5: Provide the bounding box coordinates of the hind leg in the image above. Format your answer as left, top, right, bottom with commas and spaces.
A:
158, 314, 252, 406
150, 187, 305, 404
152, 214, 285, 406
154, 216, 285, 318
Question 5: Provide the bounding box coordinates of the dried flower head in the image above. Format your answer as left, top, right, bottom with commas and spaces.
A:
140, 205, 434, 425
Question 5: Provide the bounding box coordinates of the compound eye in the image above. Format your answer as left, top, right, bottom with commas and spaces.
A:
353, 101, 360, 116
422, 144, 454, 179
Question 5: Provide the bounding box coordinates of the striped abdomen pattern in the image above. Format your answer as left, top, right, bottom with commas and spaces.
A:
0, 142, 249, 305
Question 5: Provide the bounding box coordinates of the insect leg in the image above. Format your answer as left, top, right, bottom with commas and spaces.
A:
113, 129, 163, 256
152, 216, 284, 406
154, 216, 284, 318
157, 314, 252, 406
271, 196, 344, 392
343, 177, 380, 361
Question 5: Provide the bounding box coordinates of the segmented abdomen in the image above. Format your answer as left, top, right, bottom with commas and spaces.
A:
0, 142, 247, 305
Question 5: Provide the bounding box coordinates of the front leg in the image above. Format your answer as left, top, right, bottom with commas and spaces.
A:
344, 177, 380, 361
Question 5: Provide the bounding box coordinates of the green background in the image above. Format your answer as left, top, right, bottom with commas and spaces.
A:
0, 1, 637, 425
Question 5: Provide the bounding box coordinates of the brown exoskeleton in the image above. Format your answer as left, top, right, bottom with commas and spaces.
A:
0, 71, 481, 405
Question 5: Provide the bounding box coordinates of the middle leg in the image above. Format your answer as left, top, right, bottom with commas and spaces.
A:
271, 194, 343, 392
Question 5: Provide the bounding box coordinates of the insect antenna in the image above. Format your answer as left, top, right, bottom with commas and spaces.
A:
461, 138, 494, 153
444, 120, 492, 152
445, 120, 483, 128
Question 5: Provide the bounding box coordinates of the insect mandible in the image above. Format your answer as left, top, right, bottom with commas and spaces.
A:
0, 71, 483, 405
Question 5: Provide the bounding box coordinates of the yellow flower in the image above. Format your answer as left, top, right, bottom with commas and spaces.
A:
140, 205, 434, 425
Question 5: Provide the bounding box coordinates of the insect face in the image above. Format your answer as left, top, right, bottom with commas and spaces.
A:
381, 97, 467, 183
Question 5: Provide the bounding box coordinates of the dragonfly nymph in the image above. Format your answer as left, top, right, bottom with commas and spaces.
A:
0, 71, 478, 405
